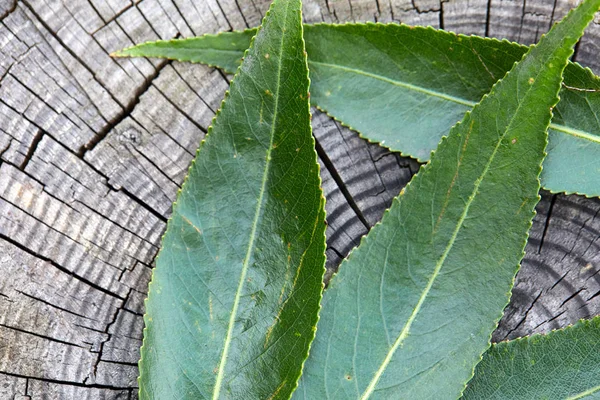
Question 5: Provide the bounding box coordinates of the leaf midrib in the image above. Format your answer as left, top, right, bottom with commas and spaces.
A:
360, 65, 546, 398
358, 126, 503, 399
308, 60, 600, 147
212, 4, 289, 398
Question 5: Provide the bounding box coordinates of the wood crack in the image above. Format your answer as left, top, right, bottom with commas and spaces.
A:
0, 233, 125, 301
79, 60, 170, 156
0, 322, 85, 349
315, 137, 371, 230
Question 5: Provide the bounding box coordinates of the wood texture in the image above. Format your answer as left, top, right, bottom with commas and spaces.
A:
1, 0, 599, 397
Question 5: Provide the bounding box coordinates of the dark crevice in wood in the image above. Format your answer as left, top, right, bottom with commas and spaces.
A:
73, 324, 106, 335
0, 138, 15, 161
501, 289, 542, 340
216, 67, 232, 85
169, 65, 218, 115
536, 309, 566, 330
1, 370, 132, 391
15, 290, 99, 322
518, 0, 528, 43
484, 0, 492, 37
374, 0, 382, 18
347, 0, 355, 21
100, 359, 138, 367
0, 0, 17, 22
91, 299, 121, 379
325, 246, 348, 268
170, 1, 196, 35
18, 130, 44, 171
79, 60, 170, 156
587, 288, 600, 302
550, 270, 569, 290
0, 233, 125, 301
90, 3, 136, 35
315, 137, 371, 230
215, 0, 234, 30
128, 5, 163, 44
0, 322, 85, 348
538, 193, 557, 254
327, 245, 346, 261
147, 86, 208, 146
128, 144, 181, 189
234, 0, 251, 28
559, 288, 585, 308
324, 0, 333, 17
114, 186, 168, 223
572, 40, 582, 62
86, 1, 107, 24
439, 1, 444, 29
327, 217, 364, 250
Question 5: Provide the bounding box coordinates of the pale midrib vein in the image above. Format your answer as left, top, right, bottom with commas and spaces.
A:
360, 115, 513, 400
175, 47, 244, 54
309, 60, 600, 145
566, 384, 600, 400
309, 60, 476, 108
211, 7, 288, 399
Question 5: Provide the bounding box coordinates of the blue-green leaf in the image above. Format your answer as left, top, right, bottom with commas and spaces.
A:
464, 317, 600, 399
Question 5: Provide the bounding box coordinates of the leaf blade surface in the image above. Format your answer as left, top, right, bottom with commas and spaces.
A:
295, 2, 598, 398
114, 23, 600, 197
464, 317, 600, 399
137, 0, 326, 398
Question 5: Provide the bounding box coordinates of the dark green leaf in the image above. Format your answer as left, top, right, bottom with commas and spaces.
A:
464, 317, 600, 399
114, 23, 600, 197
294, 1, 597, 398
137, 0, 326, 398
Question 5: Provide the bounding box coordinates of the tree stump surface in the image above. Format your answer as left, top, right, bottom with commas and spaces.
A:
1, 0, 600, 398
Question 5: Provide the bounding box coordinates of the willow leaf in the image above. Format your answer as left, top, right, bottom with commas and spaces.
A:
114, 24, 600, 198
294, 1, 597, 398
464, 317, 600, 399
137, 0, 327, 398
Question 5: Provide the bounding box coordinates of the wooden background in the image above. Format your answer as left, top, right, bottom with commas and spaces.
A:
1, 0, 600, 397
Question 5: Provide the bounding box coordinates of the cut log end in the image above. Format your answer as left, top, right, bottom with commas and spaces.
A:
1, 0, 599, 397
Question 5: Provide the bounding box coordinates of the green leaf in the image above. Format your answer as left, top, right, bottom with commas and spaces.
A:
294, 1, 598, 398
137, 0, 327, 398
464, 317, 600, 399
114, 24, 600, 198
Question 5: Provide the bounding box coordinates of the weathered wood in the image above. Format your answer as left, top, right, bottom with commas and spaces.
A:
1, 0, 599, 397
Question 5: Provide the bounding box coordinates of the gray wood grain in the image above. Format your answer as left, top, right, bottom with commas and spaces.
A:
1, 0, 599, 397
